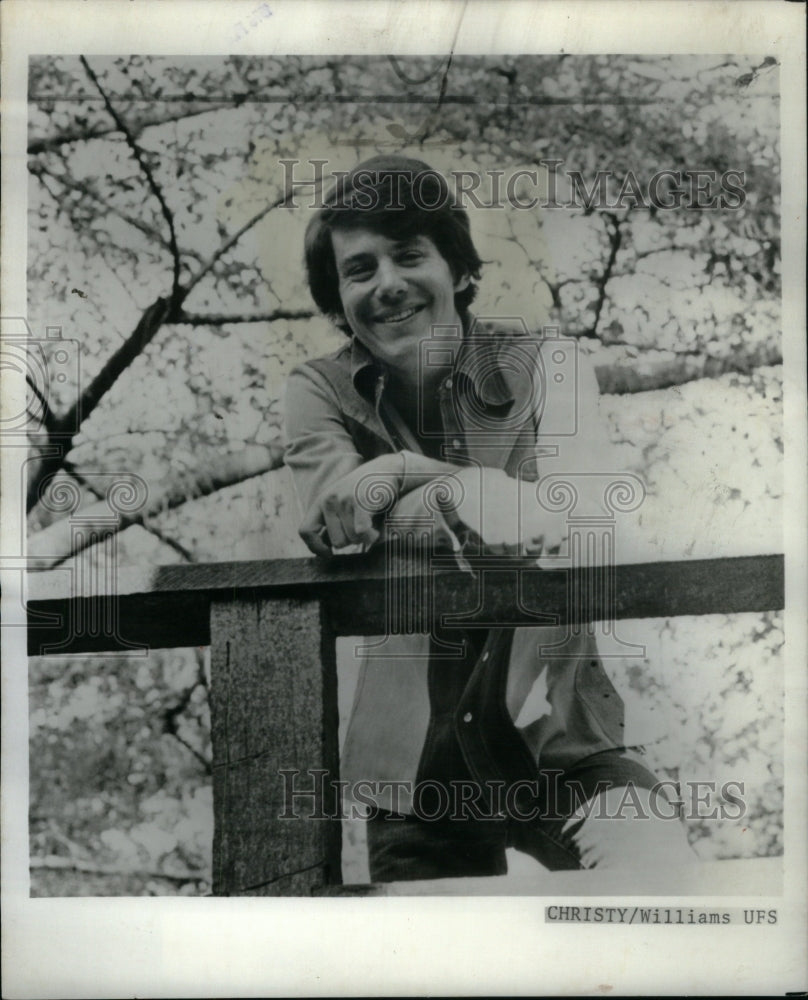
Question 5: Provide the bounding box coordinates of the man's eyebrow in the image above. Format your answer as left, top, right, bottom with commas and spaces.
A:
337, 250, 375, 270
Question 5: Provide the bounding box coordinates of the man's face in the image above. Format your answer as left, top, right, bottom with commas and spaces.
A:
331, 227, 468, 373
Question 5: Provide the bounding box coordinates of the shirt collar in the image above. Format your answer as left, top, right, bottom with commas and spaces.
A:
349, 337, 384, 398
348, 315, 514, 407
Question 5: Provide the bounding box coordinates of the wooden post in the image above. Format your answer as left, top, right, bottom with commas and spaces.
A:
209, 595, 341, 895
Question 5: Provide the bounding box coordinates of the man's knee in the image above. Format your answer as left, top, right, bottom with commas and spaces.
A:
569, 785, 696, 869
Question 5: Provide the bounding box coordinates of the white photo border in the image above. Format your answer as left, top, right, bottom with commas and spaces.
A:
2, 1, 806, 996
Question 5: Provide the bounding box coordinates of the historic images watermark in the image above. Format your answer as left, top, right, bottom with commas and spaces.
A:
2, 316, 149, 654
277, 768, 747, 823
280, 159, 747, 211
335, 322, 649, 658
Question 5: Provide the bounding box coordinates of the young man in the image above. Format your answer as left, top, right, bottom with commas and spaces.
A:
284, 155, 693, 881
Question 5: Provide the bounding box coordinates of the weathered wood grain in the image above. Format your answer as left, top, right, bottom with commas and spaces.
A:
209, 596, 341, 896
26, 553, 785, 654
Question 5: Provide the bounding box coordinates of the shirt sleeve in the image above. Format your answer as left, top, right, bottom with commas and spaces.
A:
283, 364, 368, 520
284, 363, 466, 529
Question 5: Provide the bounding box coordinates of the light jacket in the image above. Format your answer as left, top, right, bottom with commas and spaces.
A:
284, 317, 645, 815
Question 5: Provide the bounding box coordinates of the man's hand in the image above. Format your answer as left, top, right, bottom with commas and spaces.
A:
383, 486, 462, 553
300, 460, 570, 558
449, 466, 569, 555
299, 454, 406, 556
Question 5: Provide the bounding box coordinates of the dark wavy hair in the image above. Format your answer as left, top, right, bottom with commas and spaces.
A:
303, 155, 484, 334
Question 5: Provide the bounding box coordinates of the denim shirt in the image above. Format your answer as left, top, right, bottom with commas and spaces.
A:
283, 318, 636, 815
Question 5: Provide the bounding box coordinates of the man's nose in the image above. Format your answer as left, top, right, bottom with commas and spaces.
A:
375, 259, 407, 300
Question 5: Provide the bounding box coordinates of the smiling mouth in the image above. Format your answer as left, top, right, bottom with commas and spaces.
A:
375, 304, 424, 324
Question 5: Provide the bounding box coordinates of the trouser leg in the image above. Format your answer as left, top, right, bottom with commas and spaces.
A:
365, 751, 694, 882
366, 810, 508, 882
508, 749, 695, 870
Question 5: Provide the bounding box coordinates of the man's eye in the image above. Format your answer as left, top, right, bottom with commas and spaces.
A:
398, 251, 423, 264
345, 264, 374, 279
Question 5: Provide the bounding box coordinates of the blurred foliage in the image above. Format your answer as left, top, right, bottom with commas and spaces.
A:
606, 610, 784, 862
29, 648, 212, 896
28, 607, 783, 894
26, 53, 780, 542
24, 55, 783, 892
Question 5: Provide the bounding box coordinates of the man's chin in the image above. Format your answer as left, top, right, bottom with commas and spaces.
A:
367, 322, 430, 347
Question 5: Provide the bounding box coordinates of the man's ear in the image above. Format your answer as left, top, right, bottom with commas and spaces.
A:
453, 273, 471, 293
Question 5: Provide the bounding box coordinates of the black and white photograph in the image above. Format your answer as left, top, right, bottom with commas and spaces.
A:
2, 1, 806, 996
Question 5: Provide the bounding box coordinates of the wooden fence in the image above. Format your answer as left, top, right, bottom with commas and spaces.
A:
25, 550, 784, 896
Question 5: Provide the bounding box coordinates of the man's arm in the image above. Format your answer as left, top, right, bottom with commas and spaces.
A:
284, 365, 462, 555
385, 346, 617, 557
284, 347, 613, 557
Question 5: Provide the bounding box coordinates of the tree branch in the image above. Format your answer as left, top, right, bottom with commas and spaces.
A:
26, 373, 59, 435
26, 177, 301, 508
28, 75, 318, 502
27, 296, 173, 512
59, 459, 197, 562
66, 296, 173, 433
162, 680, 212, 774
181, 191, 291, 297
164, 728, 212, 774
79, 56, 182, 304
138, 524, 198, 563
30, 161, 205, 267
28, 442, 286, 568
28, 102, 241, 156
595, 345, 782, 395
175, 308, 314, 327
591, 211, 624, 337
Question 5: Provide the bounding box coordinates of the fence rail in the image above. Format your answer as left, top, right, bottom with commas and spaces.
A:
26, 552, 784, 654
23, 551, 785, 896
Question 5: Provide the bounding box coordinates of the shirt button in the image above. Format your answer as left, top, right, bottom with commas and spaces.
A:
463, 711, 473, 723
481, 651, 489, 662
444, 377, 453, 389
452, 438, 461, 448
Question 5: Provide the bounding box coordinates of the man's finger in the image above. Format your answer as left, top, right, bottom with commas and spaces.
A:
300, 524, 333, 557
335, 495, 373, 547
349, 498, 380, 547
323, 496, 350, 549
299, 505, 333, 556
